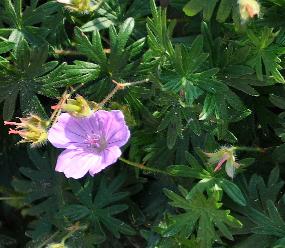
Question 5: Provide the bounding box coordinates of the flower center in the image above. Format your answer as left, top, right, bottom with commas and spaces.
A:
85, 133, 107, 153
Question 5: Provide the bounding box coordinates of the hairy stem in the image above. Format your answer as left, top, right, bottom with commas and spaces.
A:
119, 157, 168, 175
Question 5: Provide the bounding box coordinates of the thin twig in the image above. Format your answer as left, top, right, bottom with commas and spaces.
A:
234, 146, 266, 153
97, 79, 149, 108
0, 196, 24, 200
121, 79, 150, 87
49, 83, 85, 126
119, 157, 169, 175
37, 231, 60, 248
54, 48, 110, 56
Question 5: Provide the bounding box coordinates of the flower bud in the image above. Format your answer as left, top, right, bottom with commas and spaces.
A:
205, 146, 240, 178
56, 0, 98, 13
4, 115, 49, 147
238, 0, 260, 22
51, 95, 92, 118
47, 243, 68, 248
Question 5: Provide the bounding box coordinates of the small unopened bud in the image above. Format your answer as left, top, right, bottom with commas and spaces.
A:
46, 242, 68, 248
205, 146, 240, 178
52, 95, 92, 118
4, 115, 49, 147
238, 0, 260, 23
56, 0, 98, 13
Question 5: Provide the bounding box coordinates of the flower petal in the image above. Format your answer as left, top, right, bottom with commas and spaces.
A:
225, 160, 235, 179
89, 146, 121, 175
55, 149, 101, 179
88, 110, 130, 147
214, 154, 229, 172
48, 113, 87, 149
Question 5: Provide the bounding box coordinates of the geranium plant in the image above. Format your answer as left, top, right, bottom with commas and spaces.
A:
1, 0, 285, 247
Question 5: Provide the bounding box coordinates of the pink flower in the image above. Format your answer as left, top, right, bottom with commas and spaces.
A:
205, 147, 240, 178
48, 110, 130, 179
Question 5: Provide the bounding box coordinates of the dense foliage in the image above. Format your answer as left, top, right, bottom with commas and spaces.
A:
1, 0, 285, 247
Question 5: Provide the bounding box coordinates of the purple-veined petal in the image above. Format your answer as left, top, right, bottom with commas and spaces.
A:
88, 110, 130, 147
55, 149, 101, 179
49, 110, 130, 179
89, 146, 121, 175
48, 113, 88, 149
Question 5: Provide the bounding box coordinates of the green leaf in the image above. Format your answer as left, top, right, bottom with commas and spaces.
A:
59, 204, 91, 222
75, 27, 107, 69
14, 38, 30, 71
0, 41, 15, 53
112, 17, 134, 54
216, 0, 235, 22
203, 0, 219, 20
270, 94, 285, 109
199, 94, 215, 120
247, 28, 285, 83
166, 165, 205, 179
109, 17, 135, 73
164, 190, 242, 246
41, 61, 100, 87
183, 0, 234, 21
81, 17, 114, 32
70, 174, 135, 240
248, 201, 285, 237
0, 41, 61, 118
20, 90, 46, 118
219, 179, 247, 206
3, 88, 18, 120
183, 0, 206, 17
3, 0, 20, 28
167, 121, 177, 150
11, 149, 62, 240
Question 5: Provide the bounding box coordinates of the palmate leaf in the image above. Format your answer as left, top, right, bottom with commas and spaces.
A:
167, 150, 247, 206
11, 149, 64, 240
230, 167, 285, 247
201, 22, 268, 97
0, 38, 101, 120
236, 167, 284, 211
147, 1, 251, 133
147, 0, 174, 58
163, 189, 242, 248
0, 39, 57, 119
248, 200, 285, 238
39, 60, 101, 88
75, 17, 145, 80
157, 105, 184, 150
0, 0, 61, 46
81, 0, 150, 33
11, 149, 60, 208
61, 174, 136, 244
75, 17, 146, 101
246, 28, 285, 83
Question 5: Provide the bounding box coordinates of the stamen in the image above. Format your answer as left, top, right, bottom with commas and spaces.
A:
85, 133, 107, 151
8, 129, 24, 135
4, 121, 18, 126
51, 104, 61, 110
